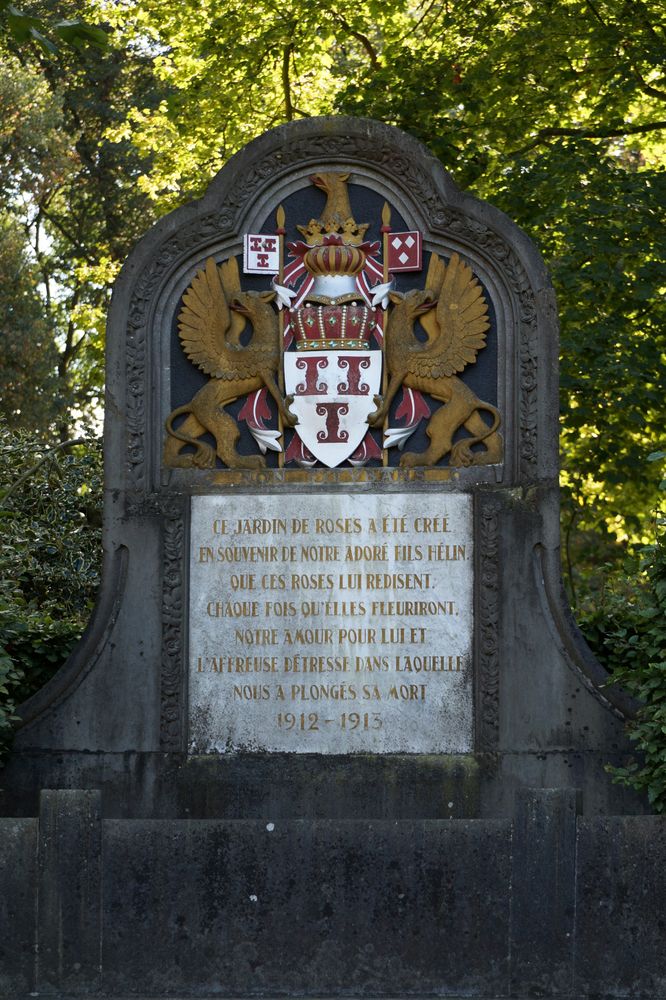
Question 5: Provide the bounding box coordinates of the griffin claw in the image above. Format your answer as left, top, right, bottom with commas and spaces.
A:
282, 396, 299, 426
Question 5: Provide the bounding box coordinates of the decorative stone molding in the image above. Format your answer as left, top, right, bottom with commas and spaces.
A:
477, 498, 501, 752
160, 512, 185, 750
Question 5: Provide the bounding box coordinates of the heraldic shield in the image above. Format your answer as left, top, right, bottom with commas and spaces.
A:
284, 342, 382, 469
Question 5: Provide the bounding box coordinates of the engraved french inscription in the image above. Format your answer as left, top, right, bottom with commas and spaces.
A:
188, 493, 473, 753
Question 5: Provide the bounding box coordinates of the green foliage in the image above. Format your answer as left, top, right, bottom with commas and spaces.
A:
0, 215, 60, 428
2, 0, 663, 540
0, 0, 108, 54
0, 1, 161, 436
0, 424, 102, 752
578, 453, 666, 811
491, 142, 665, 542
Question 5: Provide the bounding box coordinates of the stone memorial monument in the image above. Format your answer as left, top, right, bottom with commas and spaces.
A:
1, 118, 664, 999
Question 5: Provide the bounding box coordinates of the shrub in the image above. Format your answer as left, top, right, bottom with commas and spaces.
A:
0, 426, 102, 754
578, 452, 666, 812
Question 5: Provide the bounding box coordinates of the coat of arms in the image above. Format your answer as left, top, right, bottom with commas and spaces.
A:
164, 173, 502, 471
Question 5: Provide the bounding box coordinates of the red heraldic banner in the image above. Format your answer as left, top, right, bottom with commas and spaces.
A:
387, 231, 422, 272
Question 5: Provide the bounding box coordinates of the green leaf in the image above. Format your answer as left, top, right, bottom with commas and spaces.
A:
6, 5, 41, 42
54, 19, 109, 50
28, 26, 58, 54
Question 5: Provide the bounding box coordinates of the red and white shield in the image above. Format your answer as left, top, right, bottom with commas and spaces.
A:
284, 350, 382, 468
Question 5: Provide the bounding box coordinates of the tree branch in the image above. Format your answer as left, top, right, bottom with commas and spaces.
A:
58, 287, 82, 379
625, 0, 664, 44
282, 42, 294, 121
510, 119, 666, 156
331, 13, 380, 71
585, 0, 608, 28
37, 203, 97, 263
631, 67, 666, 101
0, 439, 93, 508
67, 331, 89, 363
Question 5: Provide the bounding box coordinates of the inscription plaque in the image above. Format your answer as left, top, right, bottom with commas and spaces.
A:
189, 493, 473, 753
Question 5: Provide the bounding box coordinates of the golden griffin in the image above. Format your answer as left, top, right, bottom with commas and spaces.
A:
164, 256, 297, 471
368, 252, 502, 468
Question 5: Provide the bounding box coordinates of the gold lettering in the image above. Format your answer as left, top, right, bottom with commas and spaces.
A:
338, 627, 376, 643
283, 655, 350, 673
381, 516, 407, 533
370, 600, 454, 616
290, 572, 334, 590
265, 600, 296, 616
233, 683, 271, 700
426, 542, 465, 561
395, 655, 464, 673
413, 517, 449, 533
300, 544, 340, 562
226, 656, 278, 673
361, 684, 382, 700
289, 683, 357, 701
394, 543, 422, 561
284, 627, 333, 644
234, 628, 279, 646
344, 543, 388, 562
365, 572, 431, 590
354, 655, 390, 672
388, 683, 427, 701
206, 600, 259, 617
314, 517, 362, 534
236, 518, 287, 535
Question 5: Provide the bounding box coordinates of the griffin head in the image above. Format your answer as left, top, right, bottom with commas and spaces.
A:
230, 289, 276, 317
389, 288, 437, 318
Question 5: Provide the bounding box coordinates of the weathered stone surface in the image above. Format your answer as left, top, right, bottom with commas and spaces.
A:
0, 117, 657, 999
0, 818, 37, 996
36, 789, 102, 994
575, 816, 666, 996
1, 801, 664, 998
4, 118, 638, 820
510, 788, 578, 995
102, 817, 511, 996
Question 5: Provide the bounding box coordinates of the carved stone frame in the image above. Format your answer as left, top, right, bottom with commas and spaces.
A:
109, 118, 555, 504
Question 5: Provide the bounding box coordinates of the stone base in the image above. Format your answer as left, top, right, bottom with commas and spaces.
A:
1, 789, 665, 999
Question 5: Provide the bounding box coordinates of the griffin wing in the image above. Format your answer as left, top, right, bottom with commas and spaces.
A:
414, 252, 489, 377
177, 256, 245, 377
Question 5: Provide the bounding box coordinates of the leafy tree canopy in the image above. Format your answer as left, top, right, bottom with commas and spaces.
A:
102, 0, 665, 201
1, 0, 664, 548
0, 0, 161, 435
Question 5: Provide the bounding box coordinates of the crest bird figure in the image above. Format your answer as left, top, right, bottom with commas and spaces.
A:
297, 172, 369, 244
